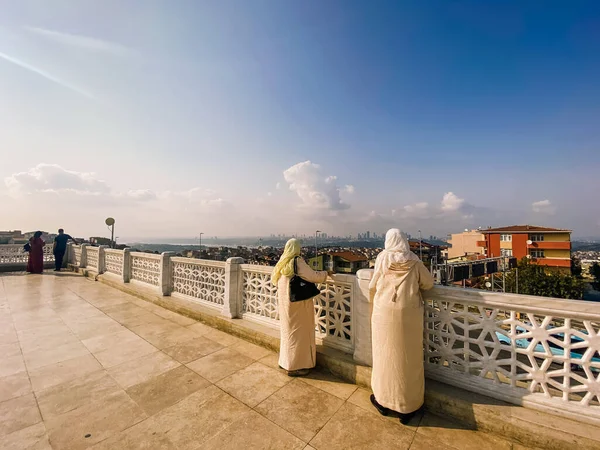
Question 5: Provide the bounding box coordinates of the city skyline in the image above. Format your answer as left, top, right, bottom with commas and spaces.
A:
1, 2, 599, 239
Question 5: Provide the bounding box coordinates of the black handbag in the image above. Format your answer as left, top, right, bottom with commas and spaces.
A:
289, 257, 321, 302
23, 242, 31, 252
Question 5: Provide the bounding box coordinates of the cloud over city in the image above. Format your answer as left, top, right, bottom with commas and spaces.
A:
532, 199, 556, 215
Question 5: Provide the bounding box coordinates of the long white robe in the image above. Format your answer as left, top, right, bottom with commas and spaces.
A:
277, 258, 328, 371
369, 260, 434, 413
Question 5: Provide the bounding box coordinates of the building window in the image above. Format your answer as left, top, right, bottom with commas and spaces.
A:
530, 250, 545, 258
501, 249, 513, 257
500, 234, 512, 242
530, 234, 544, 242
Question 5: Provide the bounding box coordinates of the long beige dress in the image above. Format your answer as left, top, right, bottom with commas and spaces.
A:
277, 258, 328, 371
369, 260, 434, 413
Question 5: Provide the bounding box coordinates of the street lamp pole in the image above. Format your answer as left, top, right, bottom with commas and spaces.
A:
199, 232, 204, 249
418, 229, 423, 260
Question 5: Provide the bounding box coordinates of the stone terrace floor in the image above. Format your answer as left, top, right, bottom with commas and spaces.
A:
0, 272, 528, 450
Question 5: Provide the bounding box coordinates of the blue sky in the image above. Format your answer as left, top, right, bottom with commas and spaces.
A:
1, 1, 599, 239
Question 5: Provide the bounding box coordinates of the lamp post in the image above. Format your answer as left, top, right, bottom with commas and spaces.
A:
418, 229, 423, 260
315, 230, 321, 268
199, 232, 204, 249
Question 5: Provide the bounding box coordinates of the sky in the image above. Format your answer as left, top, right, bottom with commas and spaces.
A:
1, 0, 599, 241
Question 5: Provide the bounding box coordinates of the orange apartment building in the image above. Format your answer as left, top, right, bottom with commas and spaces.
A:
479, 225, 572, 270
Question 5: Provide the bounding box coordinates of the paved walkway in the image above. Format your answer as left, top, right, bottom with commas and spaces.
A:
1, 273, 523, 450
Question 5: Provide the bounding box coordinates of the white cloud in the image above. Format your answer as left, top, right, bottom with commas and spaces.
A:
283, 161, 350, 211
5, 164, 110, 196
403, 202, 429, 216
343, 185, 355, 194
532, 199, 556, 215
441, 192, 465, 212
275, 182, 281, 190
126, 190, 156, 201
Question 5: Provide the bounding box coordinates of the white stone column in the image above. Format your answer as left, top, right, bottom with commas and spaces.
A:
66, 243, 73, 267
80, 244, 89, 269
160, 252, 175, 296
98, 245, 109, 274
222, 257, 244, 319
122, 248, 131, 283
353, 268, 374, 366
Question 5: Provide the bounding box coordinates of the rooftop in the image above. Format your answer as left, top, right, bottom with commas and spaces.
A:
481, 224, 572, 234
0, 273, 522, 450
327, 250, 368, 262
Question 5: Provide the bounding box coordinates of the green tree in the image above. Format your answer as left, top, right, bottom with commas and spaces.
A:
505, 258, 584, 300
571, 257, 583, 278
590, 262, 600, 289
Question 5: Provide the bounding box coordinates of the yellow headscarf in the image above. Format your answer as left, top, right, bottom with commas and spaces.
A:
271, 238, 301, 285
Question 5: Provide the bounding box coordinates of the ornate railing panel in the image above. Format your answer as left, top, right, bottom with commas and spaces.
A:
104, 249, 124, 276
171, 258, 226, 309
86, 247, 99, 271
0, 244, 55, 266
241, 265, 279, 324
240, 265, 354, 350
130, 252, 161, 286
424, 286, 600, 423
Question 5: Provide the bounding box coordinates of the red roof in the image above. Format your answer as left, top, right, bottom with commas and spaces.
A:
327, 251, 368, 262
481, 225, 571, 234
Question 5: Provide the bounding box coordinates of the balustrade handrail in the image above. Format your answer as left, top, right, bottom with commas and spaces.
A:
130, 251, 161, 259
171, 256, 226, 268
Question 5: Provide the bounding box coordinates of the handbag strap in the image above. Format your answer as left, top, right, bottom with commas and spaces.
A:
293, 256, 298, 276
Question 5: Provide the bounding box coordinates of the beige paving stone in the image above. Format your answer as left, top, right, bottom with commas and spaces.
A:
151, 385, 250, 449
259, 352, 283, 370
416, 413, 512, 450
347, 387, 377, 415
28, 353, 102, 393
141, 327, 200, 349
92, 337, 157, 369
187, 347, 254, 383
186, 321, 215, 336
310, 402, 414, 450
216, 362, 291, 407
17, 323, 74, 343
12, 315, 65, 332
0, 371, 32, 402
108, 351, 181, 389
89, 416, 177, 450
82, 329, 145, 353
230, 339, 273, 360
255, 379, 345, 442
46, 391, 147, 450
118, 311, 172, 328
204, 328, 246, 347
409, 432, 455, 449
152, 308, 196, 326
0, 346, 27, 379
0, 393, 42, 437
126, 365, 211, 415
300, 370, 358, 400
100, 303, 148, 320
67, 319, 125, 341
20, 331, 81, 355
37, 370, 122, 420
23, 340, 90, 371
1, 422, 52, 450
162, 336, 225, 363
198, 410, 305, 450
0, 323, 19, 345
129, 320, 182, 339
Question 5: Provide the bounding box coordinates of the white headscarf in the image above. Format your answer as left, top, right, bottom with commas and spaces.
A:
372, 229, 420, 280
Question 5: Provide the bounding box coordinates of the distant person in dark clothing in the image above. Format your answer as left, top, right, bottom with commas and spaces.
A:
53, 229, 78, 271
27, 231, 45, 274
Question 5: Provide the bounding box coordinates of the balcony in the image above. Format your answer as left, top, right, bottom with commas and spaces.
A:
528, 241, 571, 250
1, 243, 599, 449
476, 240, 487, 247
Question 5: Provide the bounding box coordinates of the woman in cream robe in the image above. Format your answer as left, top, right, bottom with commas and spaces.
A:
272, 239, 328, 376
369, 229, 434, 423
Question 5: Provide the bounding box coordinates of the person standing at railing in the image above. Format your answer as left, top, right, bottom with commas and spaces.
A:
26, 231, 45, 274
369, 228, 434, 424
53, 229, 78, 272
271, 238, 331, 377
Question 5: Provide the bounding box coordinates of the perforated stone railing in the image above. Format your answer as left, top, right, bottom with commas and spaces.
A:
0, 244, 55, 267
130, 252, 161, 286
104, 249, 124, 276
423, 285, 600, 425
171, 258, 226, 310
86, 246, 99, 271
72, 245, 82, 266
240, 265, 355, 352
57, 246, 600, 425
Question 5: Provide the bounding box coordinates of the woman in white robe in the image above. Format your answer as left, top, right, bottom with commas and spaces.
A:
369, 229, 434, 423
272, 239, 329, 376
